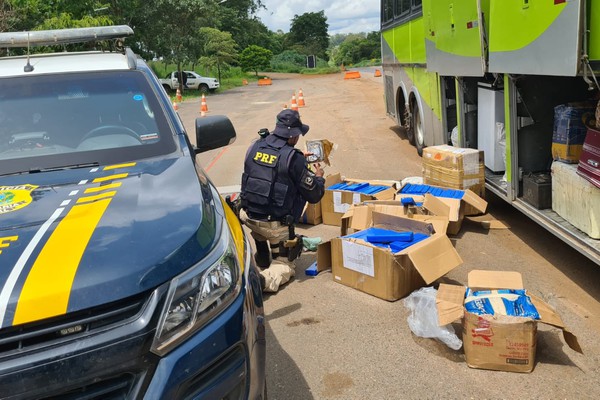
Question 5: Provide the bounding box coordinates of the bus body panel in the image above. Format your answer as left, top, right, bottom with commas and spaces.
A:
488, 0, 582, 76
423, 0, 488, 76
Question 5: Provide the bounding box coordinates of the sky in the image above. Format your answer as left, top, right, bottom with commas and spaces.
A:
255, 0, 380, 35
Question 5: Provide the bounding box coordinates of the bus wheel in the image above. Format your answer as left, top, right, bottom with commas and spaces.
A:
406, 106, 416, 145
412, 101, 425, 156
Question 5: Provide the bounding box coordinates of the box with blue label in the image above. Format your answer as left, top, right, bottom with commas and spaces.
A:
436, 270, 582, 373
321, 173, 397, 226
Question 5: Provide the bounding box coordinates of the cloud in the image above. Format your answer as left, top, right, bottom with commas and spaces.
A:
255, 0, 380, 35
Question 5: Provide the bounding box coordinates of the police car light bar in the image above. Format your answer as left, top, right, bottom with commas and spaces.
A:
0, 25, 134, 48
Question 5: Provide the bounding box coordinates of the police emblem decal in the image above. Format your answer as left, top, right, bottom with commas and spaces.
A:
0, 185, 38, 214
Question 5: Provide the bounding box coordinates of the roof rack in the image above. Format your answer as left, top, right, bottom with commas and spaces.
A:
0, 25, 134, 48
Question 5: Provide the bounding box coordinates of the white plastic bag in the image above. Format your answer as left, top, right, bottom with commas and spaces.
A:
450, 126, 459, 147
403, 287, 463, 350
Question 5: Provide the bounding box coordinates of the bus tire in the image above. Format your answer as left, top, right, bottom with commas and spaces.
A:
412, 100, 425, 156
406, 106, 416, 145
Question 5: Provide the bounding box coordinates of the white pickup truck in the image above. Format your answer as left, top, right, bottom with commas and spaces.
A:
159, 71, 219, 93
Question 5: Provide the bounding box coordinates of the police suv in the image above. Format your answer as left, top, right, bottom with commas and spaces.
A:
0, 26, 266, 399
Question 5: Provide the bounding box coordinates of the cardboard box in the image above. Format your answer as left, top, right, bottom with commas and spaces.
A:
340, 197, 450, 237
552, 161, 600, 239
422, 145, 486, 197
327, 212, 462, 301
437, 270, 582, 373
321, 173, 396, 226
300, 202, 322, 225
396, 185, 488, 235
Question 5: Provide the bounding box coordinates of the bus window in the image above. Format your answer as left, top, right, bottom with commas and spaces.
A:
412, 0, 422, 9
395, 0, 411, 17
382, 0, 394, 24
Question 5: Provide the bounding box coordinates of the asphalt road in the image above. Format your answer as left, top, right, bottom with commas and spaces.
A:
175, 70, 600, 399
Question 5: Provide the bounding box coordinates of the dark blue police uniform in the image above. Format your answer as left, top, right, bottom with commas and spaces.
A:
240, 109, 325, 268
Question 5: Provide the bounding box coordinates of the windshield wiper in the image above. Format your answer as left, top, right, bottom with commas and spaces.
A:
27, 162, 100, 174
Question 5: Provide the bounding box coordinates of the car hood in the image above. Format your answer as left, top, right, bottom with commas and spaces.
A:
0, 156, 220, 328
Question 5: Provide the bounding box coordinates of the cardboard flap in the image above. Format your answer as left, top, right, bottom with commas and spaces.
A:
529, 293, 582, 353
349, 206, 373, 231
436, 283, 466, 326
462, 189, 488, 215
436, 197, 461, 221
467, 270, 523, 290
325, 173, 342, 187
406, 234, 463, 284
316, 241, 332, 272
423, 193, 450, 218
410, 215, 449, 235
372, 211, 434, 235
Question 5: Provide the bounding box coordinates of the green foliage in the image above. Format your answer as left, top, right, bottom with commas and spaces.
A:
287, 11, 329, 59
239, 45, 272, 76
270, 50, 305, 71
330, 31, 381, 66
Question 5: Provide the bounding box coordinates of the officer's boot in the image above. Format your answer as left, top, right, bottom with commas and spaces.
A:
254, 239, 271, 268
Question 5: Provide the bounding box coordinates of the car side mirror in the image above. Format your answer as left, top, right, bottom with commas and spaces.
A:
194, 115, 236, 154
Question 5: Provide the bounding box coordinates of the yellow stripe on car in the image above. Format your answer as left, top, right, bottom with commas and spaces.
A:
13, 199, 112, 325
94, 173, 128, 183
84, 182, 122, 193
77, 191, 117, 204
104, 162, 136, 170
221, 196, 245, 272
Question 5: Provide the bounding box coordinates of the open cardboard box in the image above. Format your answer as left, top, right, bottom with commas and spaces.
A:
318, 211, 462, 301
436, 270, 582, 373
321, 173, 397, 226
299, 173, 340, 225
340, 198, 450, 236
396, 185, 488, 235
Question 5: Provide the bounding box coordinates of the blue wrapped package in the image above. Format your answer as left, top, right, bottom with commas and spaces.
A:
464, 288, 540, 319
345, 227, 428, 253
366, 231, 414, 243
399, 183, 466, 199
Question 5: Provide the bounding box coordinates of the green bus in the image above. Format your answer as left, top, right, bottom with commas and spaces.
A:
381, 0, 600, 264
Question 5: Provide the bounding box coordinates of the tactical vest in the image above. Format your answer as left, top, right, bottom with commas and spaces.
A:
241, 138, 298, 219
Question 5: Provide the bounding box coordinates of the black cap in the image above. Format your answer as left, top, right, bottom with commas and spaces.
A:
271, 109, 309, 138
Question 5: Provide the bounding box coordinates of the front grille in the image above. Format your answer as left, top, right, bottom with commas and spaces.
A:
0, 292, 149, 359
41, 373, 138, 400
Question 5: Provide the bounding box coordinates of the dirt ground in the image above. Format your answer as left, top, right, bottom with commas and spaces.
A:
176, 70, 600, 399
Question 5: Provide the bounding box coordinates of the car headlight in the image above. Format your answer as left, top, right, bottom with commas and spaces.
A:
151, 222, 242, 356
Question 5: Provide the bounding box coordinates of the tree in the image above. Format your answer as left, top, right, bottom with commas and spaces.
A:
287, 11, 329, 59
239, 44, 272, 76
198, 27, 238, 83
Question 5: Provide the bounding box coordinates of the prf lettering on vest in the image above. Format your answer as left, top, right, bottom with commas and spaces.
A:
254, 152, 278, 165
0, 236, 18, 255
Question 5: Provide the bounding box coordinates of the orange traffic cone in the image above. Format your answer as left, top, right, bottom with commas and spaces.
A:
290, 94, 299, 111
176, 88, 182, 102
242, 79, 248, 85
200, 94, 208, 113
374, 69, 382, 77
298, 88, 306, 107
173, 101, 179, 111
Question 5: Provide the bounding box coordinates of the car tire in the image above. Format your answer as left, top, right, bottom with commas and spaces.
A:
162, 84, 171, 92
199, 84, 209, 94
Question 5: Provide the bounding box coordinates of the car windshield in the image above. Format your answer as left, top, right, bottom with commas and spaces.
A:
0, 70, 175, 175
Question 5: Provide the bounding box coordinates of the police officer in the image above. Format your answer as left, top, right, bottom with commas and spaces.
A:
240, 109, 325, 292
